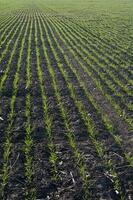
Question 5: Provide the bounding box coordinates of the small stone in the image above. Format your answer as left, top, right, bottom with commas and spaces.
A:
0, 117, 4, 121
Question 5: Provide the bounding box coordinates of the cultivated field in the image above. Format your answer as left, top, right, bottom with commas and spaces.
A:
0, 0, 133, 199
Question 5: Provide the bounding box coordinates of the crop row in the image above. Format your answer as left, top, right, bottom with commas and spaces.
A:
35, 13, 90, 198
0, 15, 31, 198
37, 12, 131, 199
39, 14, 133, 166
0, 9, 132, 199
74, 18, 133, 60
0, 11, 24, 47
46, 15, 132, 127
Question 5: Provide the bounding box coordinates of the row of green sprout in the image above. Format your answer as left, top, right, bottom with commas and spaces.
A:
0, 15, 31, 198
37, 12, 127, 199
